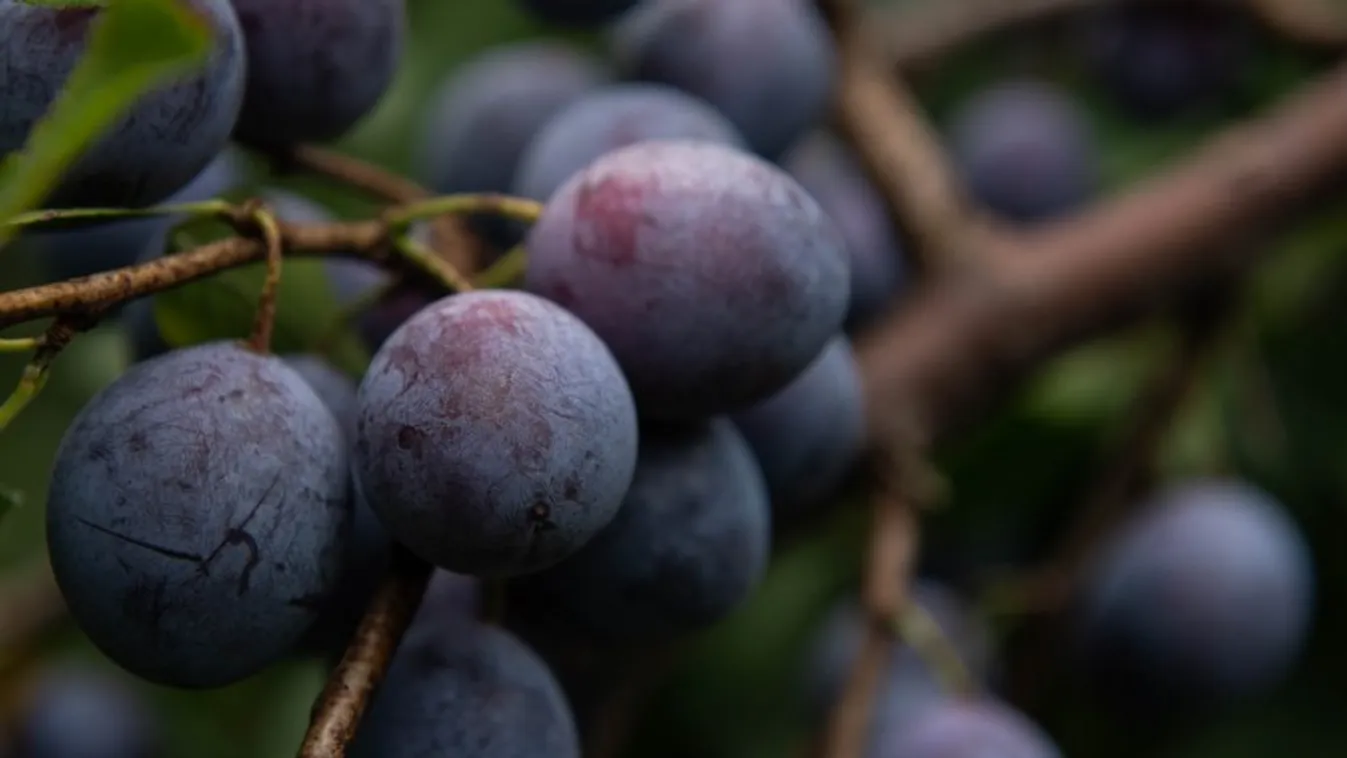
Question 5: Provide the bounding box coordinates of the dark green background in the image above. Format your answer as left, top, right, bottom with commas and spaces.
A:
3, 1, 1347, 756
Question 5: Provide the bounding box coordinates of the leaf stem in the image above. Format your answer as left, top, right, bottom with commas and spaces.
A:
387, 194, 544, 230
0, 337, 41, 354
392, 233, 475, 294
246, 210, 285, 354
3, 199, 235, 231
474, 245, 528, 289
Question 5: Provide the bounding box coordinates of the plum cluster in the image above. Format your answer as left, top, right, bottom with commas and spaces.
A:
5, 1, 1319, 756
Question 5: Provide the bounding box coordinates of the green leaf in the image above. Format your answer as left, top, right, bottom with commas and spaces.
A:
0, 0, 212, 248
152, 256, 371, 376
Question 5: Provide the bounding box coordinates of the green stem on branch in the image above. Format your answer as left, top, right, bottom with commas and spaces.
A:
474, 245, 528, 289
392, 233, 475, 294
891, 601, 977, 697
246, 210, 285, 354
0, 316, 86, 431
3, 199, 235, 231
0, 337, 41, 354
386, 194, 544, 229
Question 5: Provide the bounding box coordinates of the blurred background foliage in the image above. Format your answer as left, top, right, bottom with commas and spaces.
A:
3, 0, 1347, 756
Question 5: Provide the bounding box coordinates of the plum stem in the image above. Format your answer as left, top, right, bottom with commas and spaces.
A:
297, 547, 433, 758
245, 208, 284, 354
386, 193, 544, 229
281, 145, 488, 274
474, 244, 528, 289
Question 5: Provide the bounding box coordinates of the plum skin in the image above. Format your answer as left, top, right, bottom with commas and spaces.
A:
350, 621, 579, 758
525, 139, 850, 418
354, 290, 640, 577
0, 0, 246, 208
46, 342, 351, 689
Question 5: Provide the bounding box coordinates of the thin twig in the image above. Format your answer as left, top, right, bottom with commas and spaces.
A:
819, 0, 977, 273
297, 548, 433, 758
286, 145, 486, 273
0, 315, 91, 431
474, 244, 527, 289
820, 459, 921, 758
0, 220, 387, 327
247, 210, 285, 354
391, 234, 475, 294
0, 337, 40, 353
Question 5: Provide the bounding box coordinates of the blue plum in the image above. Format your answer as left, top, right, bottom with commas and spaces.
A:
612, 0, 836, 158
870, 699, 1061, 758
515, 0, 640, 27
283, 354, 357, 441
46, 342, 351, 688
354, 291, 639, 577
1071, 478, 1314, 711
12, 665, 161, 758
513, 83, 746, 203
351, 621, 579, 758
419, 42, 606, 250
946, 79, 1099, 223
1081, 0, 1249, 119
525, 140, 850, 418
229, 0, 406, 146
0, 0, 245, 208
517, 420, 771, 642
782, 134, 906, 329
733, 337, 864, 518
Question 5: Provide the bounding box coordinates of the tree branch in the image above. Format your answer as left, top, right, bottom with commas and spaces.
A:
0, 219, 388, 328
297, 548, 433, 758
820, 0, 977, 273
854, 58, 1347, 445
819, 461, 921, 758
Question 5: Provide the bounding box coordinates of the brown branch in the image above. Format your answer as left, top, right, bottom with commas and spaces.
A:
820, 0, 977, 273
286, 146, 486, 273
819, 461, 921, 758
0, 219, 387, 328
246, 209, 285, 353
854, 58, 1347, 446
297, 548, 433, 758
